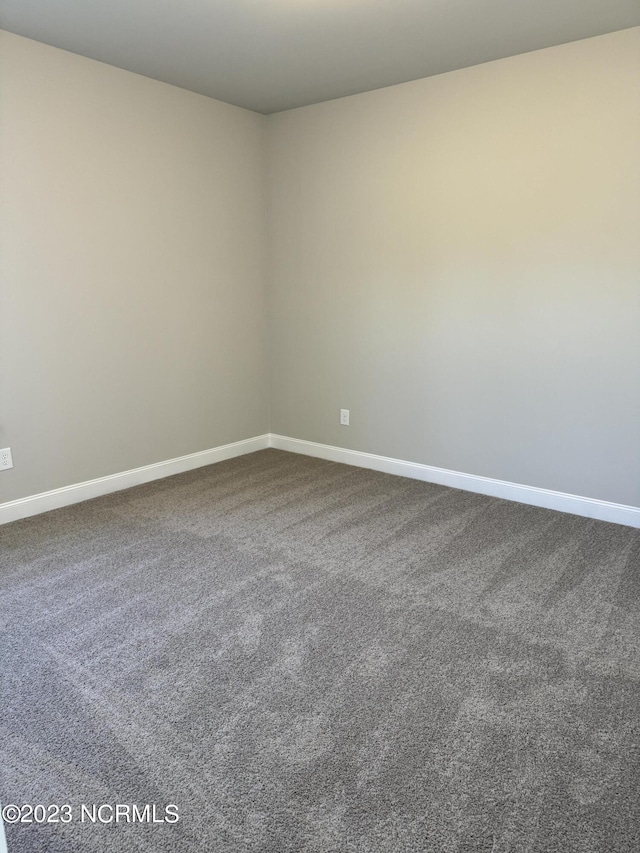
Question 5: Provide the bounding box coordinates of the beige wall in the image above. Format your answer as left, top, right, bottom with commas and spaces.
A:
0, 32, 269, 503
267, 27, 640, 506
2, 28, 639, 510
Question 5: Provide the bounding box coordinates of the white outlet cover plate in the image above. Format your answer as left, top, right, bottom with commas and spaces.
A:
0, 448, 13, 470
340, 409, 350, 426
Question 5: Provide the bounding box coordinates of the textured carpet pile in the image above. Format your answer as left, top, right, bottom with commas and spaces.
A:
1, 449, 639, 852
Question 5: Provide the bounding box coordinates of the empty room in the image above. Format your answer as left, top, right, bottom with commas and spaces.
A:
1, 1, 639, 851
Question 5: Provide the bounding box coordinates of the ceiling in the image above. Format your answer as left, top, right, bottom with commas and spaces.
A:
1, 1, 639, 114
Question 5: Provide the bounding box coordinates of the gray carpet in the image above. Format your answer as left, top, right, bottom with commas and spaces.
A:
1, 448, 639, 852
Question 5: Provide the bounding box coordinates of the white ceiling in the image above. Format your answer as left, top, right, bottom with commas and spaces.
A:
1, 1, 639, 114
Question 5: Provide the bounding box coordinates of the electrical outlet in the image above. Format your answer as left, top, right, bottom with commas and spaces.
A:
340, 409, 350, 426
0, 447, 13, 471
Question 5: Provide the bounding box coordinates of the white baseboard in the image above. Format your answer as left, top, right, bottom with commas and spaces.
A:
3, 432, 639, 529
269, 434, 640, 529
0, 435, 269, 525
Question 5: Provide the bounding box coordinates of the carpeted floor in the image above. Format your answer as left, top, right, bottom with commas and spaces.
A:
1, 448, 639, 852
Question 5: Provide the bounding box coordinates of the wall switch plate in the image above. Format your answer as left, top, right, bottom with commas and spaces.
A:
340, 409, 350, 426
0, 447, 13, 471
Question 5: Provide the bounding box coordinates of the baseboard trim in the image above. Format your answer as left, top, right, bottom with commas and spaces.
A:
268, 435, 640, 529
0, 435, 270, 525
3, 433, 638, 529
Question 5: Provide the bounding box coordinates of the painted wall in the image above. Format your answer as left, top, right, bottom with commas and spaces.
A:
0, 31, 268, 503
267, 28, 640, 506
2, 28, 638, 511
